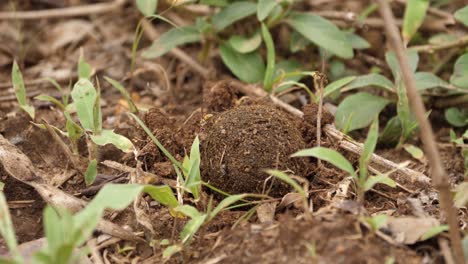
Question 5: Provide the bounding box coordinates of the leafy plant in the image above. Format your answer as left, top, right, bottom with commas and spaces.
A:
292, 118, 396, 202
11, 61, 35, 119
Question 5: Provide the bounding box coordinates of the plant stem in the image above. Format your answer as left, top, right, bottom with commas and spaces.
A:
376, 1, 464, 263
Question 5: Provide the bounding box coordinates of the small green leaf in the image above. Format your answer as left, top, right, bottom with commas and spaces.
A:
322, 76, 356, 98
219, 43, 265, 83
272, 60, 302, 91
208, 194, 247, 221
359, 117, 379, 182
85, 159, 98, 186
265, 170, 306, 197
162, 244, 182, 259
402, 0, 429, 43
71, 79, 97, 131
414, 72, 451, 90
362, 214, 388, 232
173, 205, 206, 243
444, 107, 468, 127
346, 32, 371, 50
228, 31, 262, 54
292, 147, 356, 177
143, 26, 201, 58
185, 136, 201, 199
403, 144, 424, 161
379, 116, 402, 146
78, 53, 92, 80
454, 5, 468, 26
286, 12, 353, 59
257, 0, 278, 21
385, 50, 419, 80
90, 129, 134, 153
12, 61, 35, 119
35, 94, 65, 110
364, 174, 396, 191
136, 0, 158, 16
335, 92, 390, 132
261, 23, 275, 91
450, 53, 468, 89
143, 185, 179, 208
212, 1, 257, 31
104, 76, 138, 113
0, 193, 23, 264
342, 73, 395, 92
420, 225, 449, 240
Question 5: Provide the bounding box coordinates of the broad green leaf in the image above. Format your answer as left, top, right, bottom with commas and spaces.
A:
364, 174, 396, 191
90, 129, 134, 153
414, 72, 451, 90
402, 0, 429, 43
0, 193, 23, 264
322, 76, 356, 98
129, 113, 181, 169
454, 182, 468, 208
200, 0, 228, 6
228, 31, 262, 53
265, 170, 306, 197
257, 0, 278, 21
342, 73, 394, 92
454, 6, 468, 26
78, 53, 92, 80
289, 30, 310, 53
85, 159, 98, 185
71, 79, 96, 131
208, 194, 247, 221
212, 2, 257, 31
385, 50, 419, 80
104, 77, 138, 113
346, 32, 371, 49
262, 23, 275, 91
450, 53, 468, 89
444, 107, 468, 127
286, 12, 353, 59
11, 61, 35, 119
142, 26, 201, 58
292, 147, 356, 177
219, 43, 265, 83
359, 117, 379, 182
420, 225, 448, 240
335, 92, 390, 132
136, 0, 158, 16
143, 185, 179, 208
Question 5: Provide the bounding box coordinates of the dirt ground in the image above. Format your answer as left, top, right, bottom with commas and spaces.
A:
0, 0, 467, 263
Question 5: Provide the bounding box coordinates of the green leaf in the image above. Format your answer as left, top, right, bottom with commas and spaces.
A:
162, 245, 182, 260
322, 76, 356, 98
414, 72, 451, 90
34, 94, 65, 110
91, 129, 134, 153
185, 136, 201, 199
272, 60, 302, 91
286, 12, 353, 59
85, 159, 98, 185
450, 53, 468, 89
64, 111, 83, 153
219, 43, 265, 83
402, 0, 429, 43
359, 117, 379, 182
228, 31, 262, 53
173, 205, 206, 243
142, 26, 201, 59
289, 30, 310, 53
11, 61, 35, 119
292, 147, 356, 177
362, 214, 388, 232
364, 174, 396, 191
342, 73, 395, 92
265, 170, 306, 197
428, 33, 458, 45
0, 193, 23, 264
78, 53, 92, 80
136, 0, 158, 16
335, 92, 390, 132
403, 144, 424, 161
143, 185, 179, 208
212, 1, 257, 31
104, 77, 138, 113
346, 32, 371, 50
420, 225, 449, 240
444, 107, 468, 127
208, 194, 247, 221
71, 79, 97, 131
385, 50, 419, 80
257, 0, 278, 21
379, 116, 402, 146
454, 5, 468, 26
261, 23, 275, 91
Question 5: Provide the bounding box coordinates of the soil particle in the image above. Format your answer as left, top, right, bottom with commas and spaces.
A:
203, 80, 239, 113
301, 103, 334, 146
201, 104, 308, 197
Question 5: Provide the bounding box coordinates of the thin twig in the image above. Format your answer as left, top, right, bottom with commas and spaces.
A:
376, 1, 464, 263
140, 18, 210, 79
0, 0, 125, 20
410, 35, 468, 53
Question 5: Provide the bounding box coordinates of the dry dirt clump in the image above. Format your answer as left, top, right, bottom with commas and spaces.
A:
201, 103, 308, 197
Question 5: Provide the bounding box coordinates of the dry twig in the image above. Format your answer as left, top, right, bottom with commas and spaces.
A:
376, 0, 464, 262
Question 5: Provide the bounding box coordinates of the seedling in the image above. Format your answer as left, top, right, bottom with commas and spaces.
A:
11, 61, 35, 119
292, 118, 396, 203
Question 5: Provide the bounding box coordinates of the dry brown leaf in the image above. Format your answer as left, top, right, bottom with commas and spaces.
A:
384, 216, 440, 244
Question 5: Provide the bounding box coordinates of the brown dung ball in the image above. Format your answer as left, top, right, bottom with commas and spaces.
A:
201, 104, 308, 198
